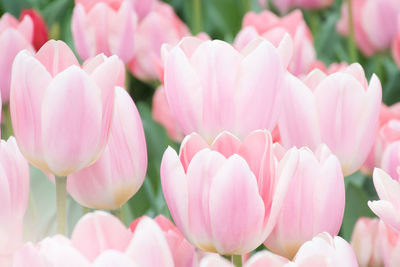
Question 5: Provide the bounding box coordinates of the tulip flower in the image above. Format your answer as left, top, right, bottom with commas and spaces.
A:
264, 144, 345, 259
163, 36, 290, 142
368, 168, 400, 233
392, 17, 400, 69
200, 233, 357, 267
131, 0, 154, 20
0, 13, 33, 103
72, 0, 137, 62
362, 104, 400, 175
161, 130, 294, 255
271, 0, 334, 13
67, 86, 147, 210
152, 85, 183, 142
234, 10, 315, 76
130, 215, 198, 267
350, 217, 383, 267
19, 9, 48, 51
128, 1, 190, 81
10, 40, 123, 177
379, 220, 400, 267
337, 0, 400, 56
381, 140, 400, 181
278, 64, 382, 176
0, 137, 30, 257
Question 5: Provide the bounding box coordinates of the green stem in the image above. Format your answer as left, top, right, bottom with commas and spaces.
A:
2, 104, 13, 140
112, 207, 124, 223
243, 0, 251, 13
193, 0, 202, 34
232, 255, 242, 267
347, 0, 357, 62
56, 176, 67, 235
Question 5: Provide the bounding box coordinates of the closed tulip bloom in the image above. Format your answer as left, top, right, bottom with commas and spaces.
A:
235, 10, 314, 76
72, 0, 137, 62
380, 135, 400, 181
272, 0, 334, 13
369, 168, 400, 233
337, 0, 400, 56
0, 137, 30, 256
264, 144, 345, 259
279, 64, 382, 176
13, 236, 90, 267
128, 1, 190, 82
392, 17, 400, 69
129, 215, 198, 267
164, 37, 289, 142
19, 9, 48, 51
161, 130, 294, 254
351, 218, 383, 267
0, 13, 33, 103
67, 87, 147, 210
379, 220, 400, 267
10, 40, 123, 176
152, 85, 183, 142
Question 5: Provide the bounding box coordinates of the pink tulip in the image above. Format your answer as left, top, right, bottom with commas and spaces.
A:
235, 10, 315, 76
10, 40, 123, 176
392, 16, 400, 69
292, 233, 358, 267
131, 0, 154, 20
0, 13, 33, 103
200, 233, 357, 267
19, 9, 48, 51
379, 220, 400, 267
13, 236, 90, 267
129, 215, 198, 267
279, 64, 382, 176
67, 86, 147, 210
71, 211, 133, 262
350, 217, 383, 267
152, 85, 183, 142
72, 0, 137, 62
264, 144, 345, 259
128, 1, 190, 81
163, 37, 289, 142
0, 137, 30, 257
271, 0, 334, 13
362, 104, 400, 175
381, 140, 400, 181
369, 168, 400, 233
161, 130, 294, 254
337, 0, 400, 56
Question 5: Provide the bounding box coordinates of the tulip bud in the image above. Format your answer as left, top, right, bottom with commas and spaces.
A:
19, 9, 48, 51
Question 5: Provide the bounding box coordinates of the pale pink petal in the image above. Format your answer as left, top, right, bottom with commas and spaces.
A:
179, 133, 208, 172
211, 131, 241, 158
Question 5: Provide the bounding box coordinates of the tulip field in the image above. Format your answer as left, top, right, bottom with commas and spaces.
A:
2, 0, 400, 266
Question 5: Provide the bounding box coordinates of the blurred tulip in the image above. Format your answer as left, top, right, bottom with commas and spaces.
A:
164, 37, 289, 142
380, 220, 400, 267
235, 10, 314, 76
293, 233, 358, 267
362, 104, 400, 175
13, 236, 90, 267
0, 137, 30, 257
71, 211, 133, 262
152, 85, 183, 142
337, 0, 400, 56
392, 17, 400, 69
161, 130, 294, 254
19, 9, 48, 51
128, 1, 190, 82
279, 64, 382, 176
10, 40, 123, 176
129, 215, 198, 267
264, 144, 345, 259
369, 168, 400, 233
351, 217, 383, 267
72, 0, 137, 62
381, 140, 400, 181
131, 0, 154, 20
271, 0, 334, 13
67, 87, 147, 210
0, 13, 33, 103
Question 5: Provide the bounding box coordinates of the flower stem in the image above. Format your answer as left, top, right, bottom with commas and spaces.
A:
243, 0, 251, 13
56, 176, 67, 235
193, 0, 202, 34
347, 0, 357, 62
232, 255, 242, 267
112, 207, 124, 223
